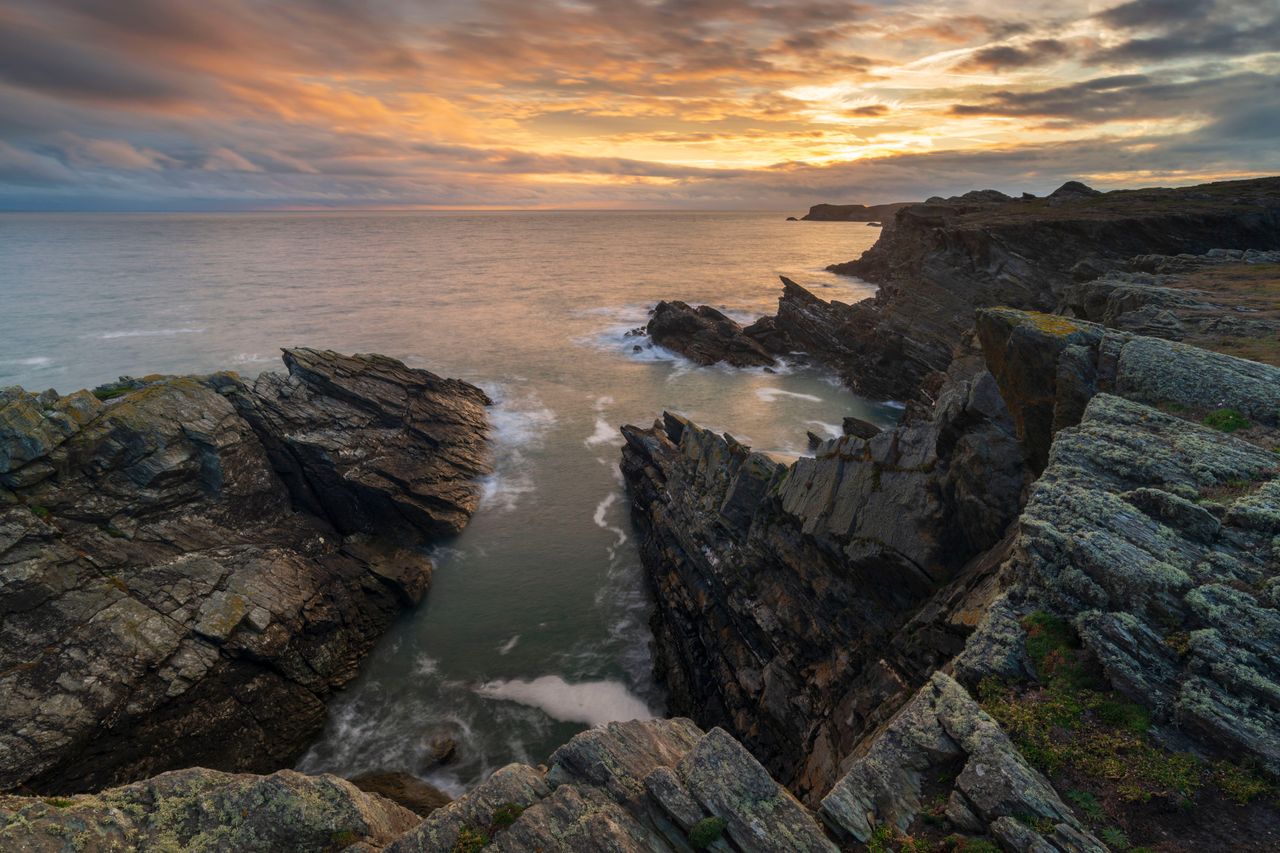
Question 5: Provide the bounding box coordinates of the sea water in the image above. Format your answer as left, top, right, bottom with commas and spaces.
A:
0, 210, 889, 793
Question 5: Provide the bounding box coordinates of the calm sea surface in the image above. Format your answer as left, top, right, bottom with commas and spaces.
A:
0, 210, 889, 793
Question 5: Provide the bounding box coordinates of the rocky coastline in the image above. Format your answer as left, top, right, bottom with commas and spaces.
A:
4, 176, 1280, 851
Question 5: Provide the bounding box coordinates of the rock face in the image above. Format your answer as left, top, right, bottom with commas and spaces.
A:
820, 177, 1280, 398
0, 767, 421, 853
646, 300, 776, 367
388, 717, 838, 853
0, 350, 490, 794
620, 352, 1026, 802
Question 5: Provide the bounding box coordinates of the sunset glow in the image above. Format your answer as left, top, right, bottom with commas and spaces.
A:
1, 0, 1277, 209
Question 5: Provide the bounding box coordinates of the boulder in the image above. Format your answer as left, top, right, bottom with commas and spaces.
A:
646, 301, 776, 368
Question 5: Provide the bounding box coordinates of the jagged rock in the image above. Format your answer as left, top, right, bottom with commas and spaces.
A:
820, 673, 1105, 852
620, 357, 1025, 801
389, 718, 836, 852
0, 351, 490, 794
841, 416, 881, 439
223, 348, 491, 541
646, 301, 777, 368
0, 767, 420, 853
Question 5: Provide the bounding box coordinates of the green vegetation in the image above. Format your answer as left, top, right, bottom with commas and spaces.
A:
1202, 408, 1251, 433
29, 504, 51, 520
43, 798, 74, 809
688, 816, 727, 850
451, 827, 489, 853
939, 835, 999, 853
1100, 826, 1130, 850
979, 610, 1280, 852
491, 803, 525, 829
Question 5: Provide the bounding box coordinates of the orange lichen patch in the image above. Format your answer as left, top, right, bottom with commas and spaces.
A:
1025, 311, 1091, 337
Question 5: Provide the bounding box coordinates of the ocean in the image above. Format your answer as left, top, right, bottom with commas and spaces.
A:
0, 210, 890, 794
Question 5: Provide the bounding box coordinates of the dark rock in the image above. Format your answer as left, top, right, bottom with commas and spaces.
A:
1049, 180, 1102, 199
349, 770, 452, 817
646, 301, 776, 368
841, 416, 881, 439
620, 357, 1026, 802
0, 351, 490, 794
422, 734, 459, 770
0, 767, 420, 852
800, 202, 914, 222
786, 216, 798, 221
819, 177, 1280, 398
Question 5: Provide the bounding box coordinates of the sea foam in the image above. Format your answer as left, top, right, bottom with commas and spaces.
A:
474, 675, 656, 727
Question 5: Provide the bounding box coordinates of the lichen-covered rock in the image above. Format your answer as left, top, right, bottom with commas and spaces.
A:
956, 392, 1280, 773
0, 767, 420, 853
0, 351, 490, 794
821, 673, 1104, 852
389, 719, 837, 853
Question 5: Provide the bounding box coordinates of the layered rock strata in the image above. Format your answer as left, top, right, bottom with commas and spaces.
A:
621, 352, 1026, 801
0, 349, 490, 794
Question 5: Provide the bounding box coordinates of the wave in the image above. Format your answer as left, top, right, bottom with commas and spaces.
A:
755, 386, 823, 403
95, 328, 205, 339
0, 356, 53, 367
592, 491, 628, 549
497, 635, 520, 655
476, 383, 558, 512
474, 675, 656, 727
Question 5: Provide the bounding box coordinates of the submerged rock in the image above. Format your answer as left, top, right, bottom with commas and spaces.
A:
0, 350, 491, 794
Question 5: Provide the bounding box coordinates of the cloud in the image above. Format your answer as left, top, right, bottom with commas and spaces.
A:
957, 39, 1071, 71
0, 0, 1274, 209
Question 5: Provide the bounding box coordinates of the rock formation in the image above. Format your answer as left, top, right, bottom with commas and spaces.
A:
621, 349, 1026, 801
0, 349, 490, 795
646, 300, 776, 367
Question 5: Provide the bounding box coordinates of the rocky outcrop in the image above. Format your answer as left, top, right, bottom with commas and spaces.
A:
0, 350, 490, 794
646, 301, 776, 368
817, 177, 1280, 398
620, 352, 1026, 802
388, 717, 838, 853
1060, 249, 1280, 366
976, 307, 1280, 473
821, 672, 1105, 852
800, 201, 913, 222
0, 767, 421, 852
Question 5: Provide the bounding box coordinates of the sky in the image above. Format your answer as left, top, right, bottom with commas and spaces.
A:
0, 0, 1277, 210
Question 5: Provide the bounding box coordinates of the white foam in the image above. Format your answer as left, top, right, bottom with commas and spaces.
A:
413, 655, 440, 677
476, 384, 558, 512
474, 675, 656, 727
592, 492, 628, 547
497, 635, 520, 655
584, 416, 621, 448
95, 328, 204, 339
0, 356, 52, 367
805, 420, 843, 438
755, 387, 822, 403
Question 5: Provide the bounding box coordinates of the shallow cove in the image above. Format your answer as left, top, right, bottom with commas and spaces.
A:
0, 210, 890, 794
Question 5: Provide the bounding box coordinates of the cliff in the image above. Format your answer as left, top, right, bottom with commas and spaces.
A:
0, 350, 491, 794
622, 310, 1280, 850
800, 202, 914, 222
